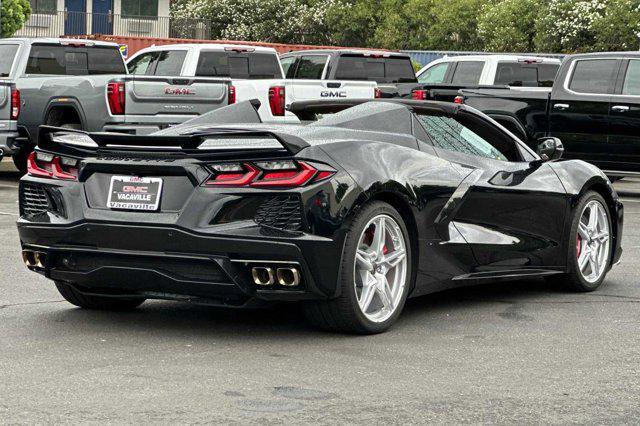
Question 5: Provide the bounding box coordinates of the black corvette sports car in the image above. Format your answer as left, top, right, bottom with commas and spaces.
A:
17, 99, 623, 334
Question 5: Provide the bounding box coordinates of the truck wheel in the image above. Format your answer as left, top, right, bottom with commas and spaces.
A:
12, 147, 31, 174
55, 281, 146, 311
302, 201, 412, 334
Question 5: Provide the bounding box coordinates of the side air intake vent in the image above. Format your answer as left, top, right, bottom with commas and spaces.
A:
20, 183, 52, 216
254, 195, 303, 232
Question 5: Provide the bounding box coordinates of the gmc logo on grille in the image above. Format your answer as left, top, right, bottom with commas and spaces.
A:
122, 186, 149, 193
164, 87, 195, 95
320, 91, 347, 98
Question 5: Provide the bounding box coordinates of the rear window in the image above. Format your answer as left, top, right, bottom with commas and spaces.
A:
26, 44, 126, 75
494, 62, 559, 87
153, 50, 187, 75
568, 59, 618, 94
195, 52, 282, 79
334, 55, 417, 83
0, 44, 19, 77
451, 61, 484, 85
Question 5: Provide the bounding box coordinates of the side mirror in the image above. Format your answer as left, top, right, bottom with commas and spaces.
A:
536, 137, 564, 161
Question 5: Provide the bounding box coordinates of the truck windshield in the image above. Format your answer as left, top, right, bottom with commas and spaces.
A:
494, 62, 559, 87
26, 44, 126, 75
0, 44, 19, 77
334, 54, 417, 84
195, 52, 283, 79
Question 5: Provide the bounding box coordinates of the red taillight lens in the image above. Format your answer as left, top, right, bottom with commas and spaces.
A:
411, 89, 428, 100
27, 151, 78, 180
374, 87, 382, 98
107, 82, 125, 115
228, 85, 236, 105
251, 161, 316, 188
205, 163, 259, 186
268, 86, 286, 116
453, 95, 464, 104
10, 88, 20, 120
204, 160, 335, 188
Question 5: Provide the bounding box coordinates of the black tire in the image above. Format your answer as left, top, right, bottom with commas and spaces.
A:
302, 201, 413, 334
55, 281, 146, 311
12, 147, 31, 175
546, 191, 613, 292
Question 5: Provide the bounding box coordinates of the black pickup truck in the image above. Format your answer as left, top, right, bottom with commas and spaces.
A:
459, 52, 640, 178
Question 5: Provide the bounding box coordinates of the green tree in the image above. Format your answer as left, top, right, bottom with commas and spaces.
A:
478, 0, 543, 52
534, 0, 607, 53
2, 0, 31, 38
592, 0, 640, 51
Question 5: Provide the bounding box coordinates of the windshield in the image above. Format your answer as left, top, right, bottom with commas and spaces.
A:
195, 52, 283, 79
0, 44, 19, 77
334, 54, 417, 83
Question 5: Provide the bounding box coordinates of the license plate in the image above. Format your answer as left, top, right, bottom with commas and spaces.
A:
107, 176, 163, 211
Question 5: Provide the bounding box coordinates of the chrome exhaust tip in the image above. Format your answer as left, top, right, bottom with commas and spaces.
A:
252, 267, 275, 286
34, 252, 46, 269
276, 267, 300, 287
22, 250, 35, 267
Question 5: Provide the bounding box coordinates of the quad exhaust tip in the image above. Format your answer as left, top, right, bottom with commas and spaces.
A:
251, 265, 301, 287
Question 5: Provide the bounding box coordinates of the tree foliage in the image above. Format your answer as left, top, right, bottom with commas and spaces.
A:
2, 0, 31, 38
168, 0, 640, 55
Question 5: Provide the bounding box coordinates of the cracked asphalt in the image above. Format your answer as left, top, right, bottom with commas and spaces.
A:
0, 159, 639, 424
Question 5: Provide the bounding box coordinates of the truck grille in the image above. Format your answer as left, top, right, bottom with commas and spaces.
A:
20, 183, 52, 216
254, 195, 303, 232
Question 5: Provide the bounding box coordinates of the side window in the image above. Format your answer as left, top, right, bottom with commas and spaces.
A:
417, 62, 449, 84
622, 60, 640, 96
152, 50, 187, 76
127, 52, 156, 75
415, 114, 508, 161
451, 61, 484, 85
292, 55, 327, 79
568, 59, 618, 94
26, 45, 66, 75
280, 56, 297, 78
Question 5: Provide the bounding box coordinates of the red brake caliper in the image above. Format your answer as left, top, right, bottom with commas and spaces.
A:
576, 234, 582, 258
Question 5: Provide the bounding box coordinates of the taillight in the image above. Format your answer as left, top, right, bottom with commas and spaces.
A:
268, 86, 285, 116
411, 89, 428, 100
204, 160, 335, 188
228, 85, 236, 105
27, 151, 78, 181
453, 95, 464, 104
107, 82, 125, 115
374, 87, 382, 98
10, 88, 20, 120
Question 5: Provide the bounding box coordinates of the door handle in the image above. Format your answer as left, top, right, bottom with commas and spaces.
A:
612, 105, 630, 112
553, 103, 570, 110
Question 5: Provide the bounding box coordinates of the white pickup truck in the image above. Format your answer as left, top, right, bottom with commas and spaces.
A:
126, 44, 379, 122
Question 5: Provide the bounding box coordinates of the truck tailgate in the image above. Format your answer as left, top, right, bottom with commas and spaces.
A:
286, 80, 377, 101
125, 76, 230, 118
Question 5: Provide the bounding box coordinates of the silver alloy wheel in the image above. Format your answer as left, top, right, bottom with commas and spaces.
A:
354, 214, 408, 323
577, 200, 611, 283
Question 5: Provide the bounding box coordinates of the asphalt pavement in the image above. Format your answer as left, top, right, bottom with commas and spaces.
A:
1, 159, 639, 424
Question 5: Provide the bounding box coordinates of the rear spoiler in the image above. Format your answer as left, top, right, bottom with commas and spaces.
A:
287, 99, 458, 120
37, 126, 310, 155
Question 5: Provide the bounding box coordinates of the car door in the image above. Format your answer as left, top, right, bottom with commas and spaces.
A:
415, 110, 568, 271
605, 57, 640, 175
548, 57, 621, 167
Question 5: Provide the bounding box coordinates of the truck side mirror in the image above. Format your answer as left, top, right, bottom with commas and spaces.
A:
536, 137, 564, 161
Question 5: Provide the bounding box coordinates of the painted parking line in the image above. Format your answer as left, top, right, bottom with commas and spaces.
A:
0, 211, 18, 216
0, 184, 19, 189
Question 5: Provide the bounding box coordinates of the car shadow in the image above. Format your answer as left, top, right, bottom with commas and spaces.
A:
36, 277, 580, 340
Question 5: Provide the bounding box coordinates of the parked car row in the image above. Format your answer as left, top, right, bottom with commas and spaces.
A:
2, 37, 639, 180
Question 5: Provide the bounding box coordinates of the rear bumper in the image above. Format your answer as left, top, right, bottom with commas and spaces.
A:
17, 220, 344, 306
102, 124, 167, 136
0, 131, 21, 155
